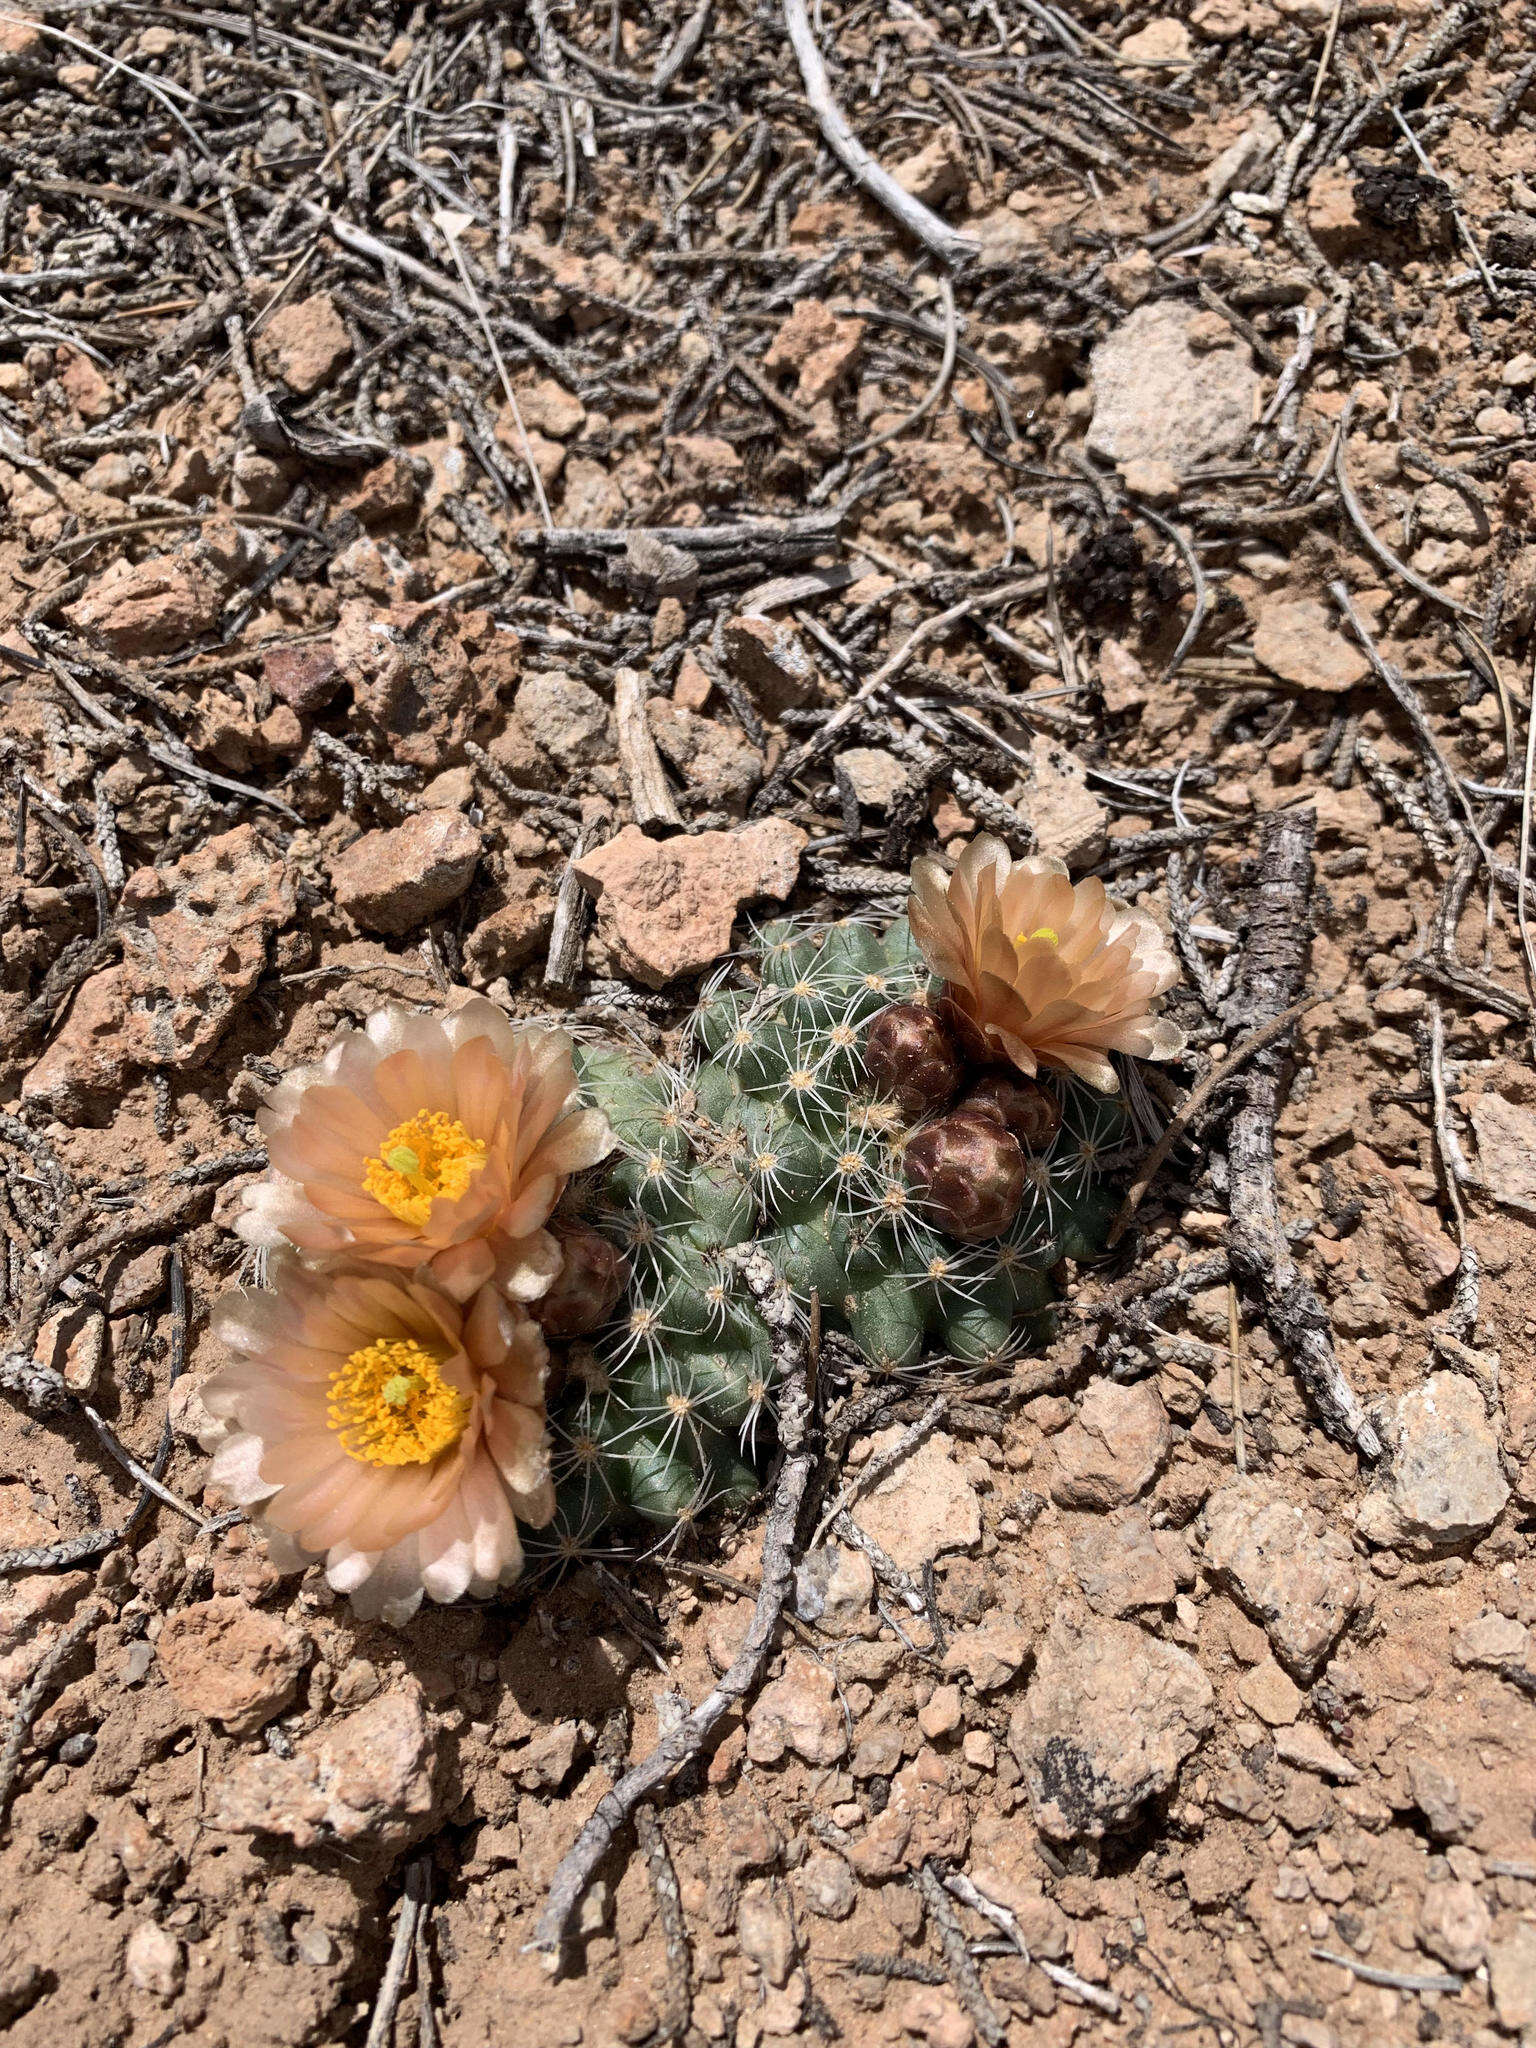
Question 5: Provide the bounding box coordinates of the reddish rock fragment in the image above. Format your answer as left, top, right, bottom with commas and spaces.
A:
330, 810, 482, 936
572, 820, 805, 988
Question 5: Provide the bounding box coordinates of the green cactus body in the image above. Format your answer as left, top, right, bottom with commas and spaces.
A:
536, 916, 1124, 1559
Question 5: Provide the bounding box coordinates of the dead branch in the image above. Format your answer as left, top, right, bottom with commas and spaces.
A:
1223, 808, 1382, 1460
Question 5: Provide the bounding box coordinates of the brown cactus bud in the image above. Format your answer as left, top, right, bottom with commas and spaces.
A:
532, 1222, 628, 1339
864, 1001, 961, 1121
902, 1111, 1026, 1242
960, 1070, 1063, 1152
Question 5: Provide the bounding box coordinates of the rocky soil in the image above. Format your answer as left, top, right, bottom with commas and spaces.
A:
0, 1, 1534, 2045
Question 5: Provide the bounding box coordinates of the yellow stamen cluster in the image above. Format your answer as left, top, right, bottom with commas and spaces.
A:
327, 1338, 470, 1466
1016, 926, 1060, 948
362, 1112, 487, 1227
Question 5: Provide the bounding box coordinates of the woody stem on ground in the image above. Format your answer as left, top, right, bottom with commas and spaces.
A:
1224, 806, 1383, 1462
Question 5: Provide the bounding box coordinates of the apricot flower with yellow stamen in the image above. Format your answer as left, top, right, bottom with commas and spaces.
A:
908, 836, 1184, 1092
202, 1259, 554, 1622
236, 1001, 614, 1304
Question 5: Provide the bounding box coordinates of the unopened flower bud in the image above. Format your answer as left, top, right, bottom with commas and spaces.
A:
864, 1001, 961, 1121
532, 1222, 628, 1338
903, 1111, 1026, 1242
960, 1070, 1063, 1152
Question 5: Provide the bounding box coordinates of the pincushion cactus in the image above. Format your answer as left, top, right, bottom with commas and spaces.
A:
212, 844, 1174, 1608
532, 907, 1137, 1568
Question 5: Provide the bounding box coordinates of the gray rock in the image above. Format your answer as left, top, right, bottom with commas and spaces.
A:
514, 670, 612, 769
795, 1850, 857, 1920
648, 701, 764, 807
1356, 1371, 1510, 1551
1087, 300, 1257, 474
1415, 482, 1483, 541
1201, 1479, 1367, 1678
1407, 1756, 1483, 1844
1008, 1615, 1213, 1839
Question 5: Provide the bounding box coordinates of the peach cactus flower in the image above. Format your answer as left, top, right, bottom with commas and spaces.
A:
237, 1001, 613, 1303
908, 836, 1183, 1092
203, 1260, 554, 1621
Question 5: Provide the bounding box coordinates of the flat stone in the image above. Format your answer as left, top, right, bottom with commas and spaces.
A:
746, 1651, 847, 1767
263, 640, 340, 714
1121, 17, 1191, 63
1235, 1657, 1302, 1727
513, 670, 612, 770
1451, 1611, 1529, 1669
256, 292, 352, 394
1087, 299, 1257, 475
156, 1596, 305, 1735
1049, 1380, 1171, 1511
1416, 482, 1483, 541
1490, 1922, 1536, 2031
648, 702, 764, 807
763, 299, 864, 405
1467, 1093, 1536, 1207
1356, 1371, 1510, 1551
623, 530, 698, 604
853, 1428, 981, 1573
23, 825, 295, 1111
331, 809, 482, 937
720, 613, 818, 716
1009, 1615, 1213, 1839
1418, 1879, 1490, 1974
1201, 1479, 1367, 1679
1069, 1507, 1178, 1615
207, 1686, 440, 1851
836, 746, 908, 809
941, 1621, 1032, 1692
1273, 1723, 1358, 1781
1252, 597, 1371, 695
1017, 734, 1108, 867
66, 547, 222, 657
572, 820, 805, 988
